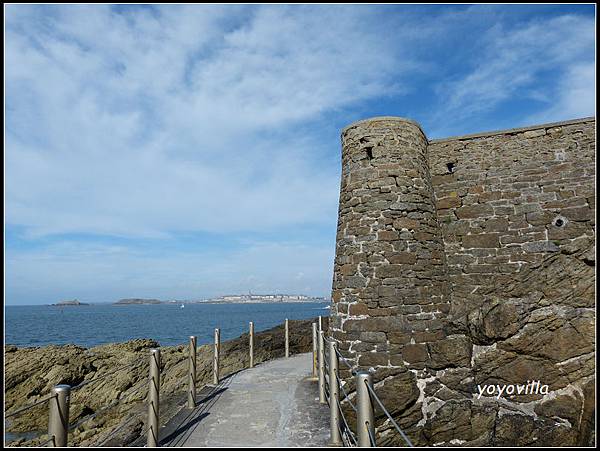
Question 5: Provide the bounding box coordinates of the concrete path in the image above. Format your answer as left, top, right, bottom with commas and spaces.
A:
160, 353, 330, 447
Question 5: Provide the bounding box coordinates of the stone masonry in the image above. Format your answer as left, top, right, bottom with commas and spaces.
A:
331, 116, 595, 446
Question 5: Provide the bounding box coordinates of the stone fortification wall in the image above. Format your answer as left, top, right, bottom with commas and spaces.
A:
331, 116, 595, 446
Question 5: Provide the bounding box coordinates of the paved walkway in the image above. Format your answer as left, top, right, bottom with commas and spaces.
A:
160, 353, 330, 447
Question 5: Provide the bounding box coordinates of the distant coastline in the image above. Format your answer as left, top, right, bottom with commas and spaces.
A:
114, 298, 162, 305
111, 294, 329, 305
9, 295, 331, 307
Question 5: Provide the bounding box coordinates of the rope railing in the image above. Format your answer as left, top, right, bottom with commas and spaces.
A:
93, 379, 151, 446
364, 379, 414, 447
4, 396, 59, 451
68, 398, 120, 432
96, 412, 141, 447
5, 394, 56, 419
366, 421, 377, 447
319, 334, 415, 448
336, 393, 358, 446
71, 360, 144, 392
37, 436, 56, 447
333, 345, 357, 375
335, 371, 356, 411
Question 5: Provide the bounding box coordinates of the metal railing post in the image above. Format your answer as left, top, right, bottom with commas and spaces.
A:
187, 336, 197, 408
356, 371, 375, 447
318, 315, 322, 333
213, 328, 220, 385
328, 340, 342, 446
312, 322, 318, 378
147, 348, 161, 447
48, 385, 70, 447
318, 330, 326, 404
249, 321, 254, 368
285, 318, 289, 358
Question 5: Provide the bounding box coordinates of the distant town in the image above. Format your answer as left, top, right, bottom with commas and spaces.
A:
115, 294, 328, 305
51, 295, 329, 306
201, 294, 328, 304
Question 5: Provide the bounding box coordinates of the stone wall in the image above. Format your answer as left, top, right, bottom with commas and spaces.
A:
331, 116, 595, 446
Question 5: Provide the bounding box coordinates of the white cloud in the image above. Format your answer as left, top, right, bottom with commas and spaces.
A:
6, 5, 420, 238
429, 14, 595, 135
525, 62, 595, 124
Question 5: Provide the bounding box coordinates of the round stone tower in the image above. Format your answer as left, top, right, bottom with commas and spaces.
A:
331, 117, 451, 372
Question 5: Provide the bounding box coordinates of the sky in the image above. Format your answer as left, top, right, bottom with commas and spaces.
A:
4, 4, 596, 305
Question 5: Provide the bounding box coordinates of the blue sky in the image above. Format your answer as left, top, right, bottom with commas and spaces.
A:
5, 4, 596, 305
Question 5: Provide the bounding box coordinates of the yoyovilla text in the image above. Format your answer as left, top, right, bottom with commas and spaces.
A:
476, 380, 549, 399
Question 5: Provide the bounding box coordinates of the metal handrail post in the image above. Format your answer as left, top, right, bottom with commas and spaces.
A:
147, 348, 161, 447
187, 336, 197, 408
328, 340, 342, 446
285, 318, 290, 358
318, 331, 326, 404
312, 322, 318, 378
249, 322, 254, 368
48, 385, 70, 447
356, 371, 375, 446
213, 328, 220, 385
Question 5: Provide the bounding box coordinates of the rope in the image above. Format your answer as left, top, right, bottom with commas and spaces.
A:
96, 413, 141, 446
122, 378, 150, 402
366, 421, 377, 446
68, 398, 120, 431
5, 394, 56, 418
78, 371, 150, 444
336, 396, 358, 446
335, 371, 357, 411
324, 379, 331, 407
70, 359, 152, 433
71, 360, 144, 392
337, 419, 356, 448
334, 347, 357, 375
36, 436, 56, 447
364, 380, 413, 447
336, 421, 348, 447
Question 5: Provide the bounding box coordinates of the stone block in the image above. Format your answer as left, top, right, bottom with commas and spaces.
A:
387, 332, 411, 345
522, 241, 559, 253
401, 344, 428, 363
561, 206, 593, 222
462, 233, 500, 248
348, 303, 369, 316
358, 352, 389, 367
388, 252, 417, 264
456, 204, 494, 219
427, 335, 472, 369
375, 265, 405, 278
378, 230, 399, 241
359, 331, 387, 343
437, 196, 462, 209
393, 217, 420, 230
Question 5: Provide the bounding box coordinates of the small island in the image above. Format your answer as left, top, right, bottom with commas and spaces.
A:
114, 298, 162, 305
52, 299, 89, 306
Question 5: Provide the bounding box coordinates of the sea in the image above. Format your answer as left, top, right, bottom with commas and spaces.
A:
4, 302, 330, 349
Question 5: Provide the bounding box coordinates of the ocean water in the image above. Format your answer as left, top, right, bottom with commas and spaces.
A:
5, 302, 330, 349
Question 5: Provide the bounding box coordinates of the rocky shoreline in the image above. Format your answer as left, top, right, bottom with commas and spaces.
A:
5, 318, 328, 447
